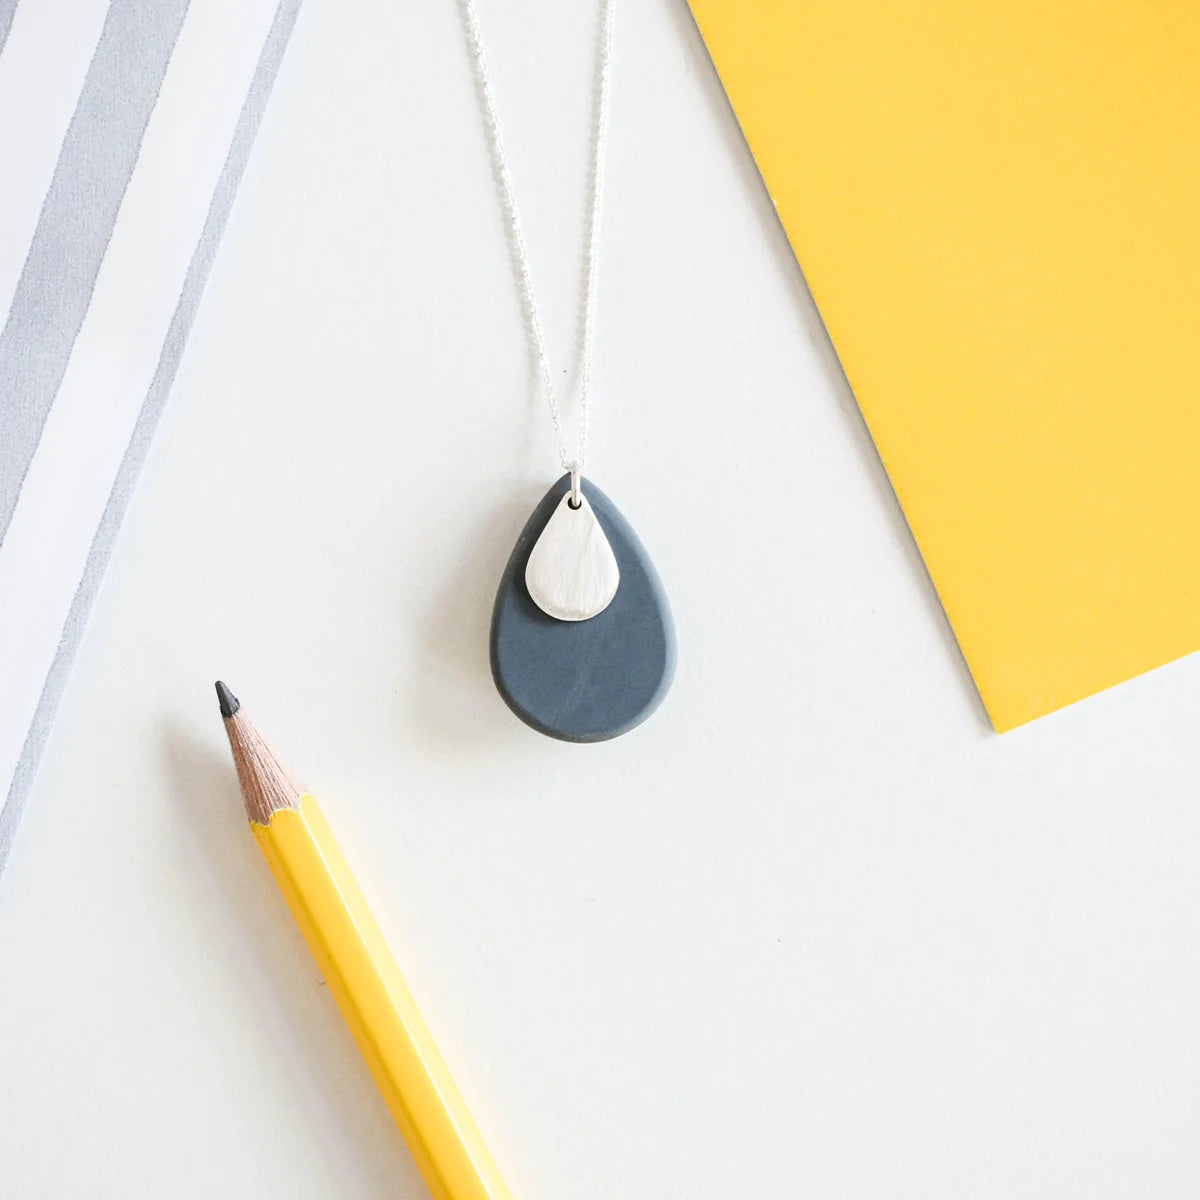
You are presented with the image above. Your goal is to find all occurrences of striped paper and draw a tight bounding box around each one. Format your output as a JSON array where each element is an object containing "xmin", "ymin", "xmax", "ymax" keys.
[{"xmin": 0, "ymin": 0, "xmax": 302, "ymax": 876}]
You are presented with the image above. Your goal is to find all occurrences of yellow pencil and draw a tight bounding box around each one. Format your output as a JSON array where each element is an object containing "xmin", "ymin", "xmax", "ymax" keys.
[{"xmin": 216, "ymin": 681, "xmax": 512, "ymax": 1200}]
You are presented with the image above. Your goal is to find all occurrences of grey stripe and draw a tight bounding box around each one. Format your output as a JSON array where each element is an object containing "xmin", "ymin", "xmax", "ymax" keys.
[
  {"xmin": 0, "ymin": 0, "xmax": 190, "ymax": 548},
  {"xmin": 0, "ymin": 0, "xmax": 18, "ymax": 57},
  {"xmin": 0, "ymin": 0, "xmax": 304, "ymax": 878}
]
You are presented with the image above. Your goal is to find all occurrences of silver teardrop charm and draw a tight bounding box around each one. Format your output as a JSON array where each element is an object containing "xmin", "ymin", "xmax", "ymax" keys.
[{"xmin": 524, "ymin": 490, "xmax": 620, "ymax": 621}]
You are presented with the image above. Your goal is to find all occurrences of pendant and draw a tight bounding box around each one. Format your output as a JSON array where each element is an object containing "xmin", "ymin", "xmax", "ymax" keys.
[{"xmin": 490, "ymin": 473, "xmax": 676, "ymax": 742}]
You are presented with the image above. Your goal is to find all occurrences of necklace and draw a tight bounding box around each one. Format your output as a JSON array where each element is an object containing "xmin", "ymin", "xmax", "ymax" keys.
[{"xmin": 464, "ymin": 0, "xmax": 676, "ymax": 743}]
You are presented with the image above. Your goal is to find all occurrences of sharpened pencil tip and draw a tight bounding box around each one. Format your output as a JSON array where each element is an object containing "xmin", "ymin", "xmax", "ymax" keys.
[{"xmin": 215, "ymin": 680, "xmax": 240, "ymax": 719}]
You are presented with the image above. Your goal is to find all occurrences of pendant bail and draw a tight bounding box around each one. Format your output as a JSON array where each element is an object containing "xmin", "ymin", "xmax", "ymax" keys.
[{"xmin": 568, "ymin": 462, "xmax": 582, "ymax": 509}]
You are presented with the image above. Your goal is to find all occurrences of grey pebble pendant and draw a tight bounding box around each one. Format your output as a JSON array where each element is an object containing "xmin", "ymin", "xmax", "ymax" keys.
[{"xmin": 490, "ymin": 474, "xmax": 676, "ymax": 742}]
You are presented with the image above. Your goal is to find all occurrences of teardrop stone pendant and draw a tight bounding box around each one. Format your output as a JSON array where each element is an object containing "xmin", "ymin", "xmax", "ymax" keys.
[{"xmin": 491, "ymin": 474, "xmax": 676, "ymax": 742}]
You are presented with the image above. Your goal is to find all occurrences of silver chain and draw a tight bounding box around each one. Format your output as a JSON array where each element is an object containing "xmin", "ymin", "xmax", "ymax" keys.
[{"xmin": 462, "ymin": 0, "xmax": 615, "ymax": 474}]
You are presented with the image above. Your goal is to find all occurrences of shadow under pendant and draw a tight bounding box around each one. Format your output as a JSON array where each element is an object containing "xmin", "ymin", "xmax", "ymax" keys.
[{"xmin": 490, "ymin": 474, "xmax": 676, "ymax": 742}]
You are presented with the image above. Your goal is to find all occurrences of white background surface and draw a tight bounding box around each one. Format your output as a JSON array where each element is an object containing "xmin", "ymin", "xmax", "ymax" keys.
[
  {"xmin": 0, "ymin": 0, "xmax": 281, "ymax": 824},
  {"xmin": 3, "ymin": 0, "xmax": 1200, "ymax": 1196}
]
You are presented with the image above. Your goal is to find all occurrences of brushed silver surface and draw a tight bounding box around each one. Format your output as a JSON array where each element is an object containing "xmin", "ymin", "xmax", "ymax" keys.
[{"xmin": 524, "ymin": 491, "xmax": 620, "ymax": 621}]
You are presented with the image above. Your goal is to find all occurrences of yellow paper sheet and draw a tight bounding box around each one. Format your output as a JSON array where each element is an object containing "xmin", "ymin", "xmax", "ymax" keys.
[{"xmin": 688, "ymin": 0, "xmax": 1200, "ymax": 729}]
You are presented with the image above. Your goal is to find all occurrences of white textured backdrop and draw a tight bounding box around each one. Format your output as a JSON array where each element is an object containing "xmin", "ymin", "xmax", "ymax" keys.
[
  {"xmin": 2, "ymin": 0, "xmax": 1200, "ymax": 1196},
  {"xmin": 0, "ymin": 0, "xmax": 300, "ymax": 867}
]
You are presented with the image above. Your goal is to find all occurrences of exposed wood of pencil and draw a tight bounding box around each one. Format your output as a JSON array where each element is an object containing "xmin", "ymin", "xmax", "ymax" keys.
[{"xmin": 218, "ymin": 683, "xmax": 303, "ymax": 825}]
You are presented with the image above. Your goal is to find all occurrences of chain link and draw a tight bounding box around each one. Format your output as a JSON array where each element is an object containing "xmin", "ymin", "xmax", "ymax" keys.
[{"xmin": 462, "ymin": 0, "xmax": 615, "ymax": 473}]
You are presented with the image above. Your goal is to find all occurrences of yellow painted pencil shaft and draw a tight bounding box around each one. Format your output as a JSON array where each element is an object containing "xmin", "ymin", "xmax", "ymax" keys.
[{"xmin": 251, "ymin": 794, "xmax": 512, "ymax": 1200}]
